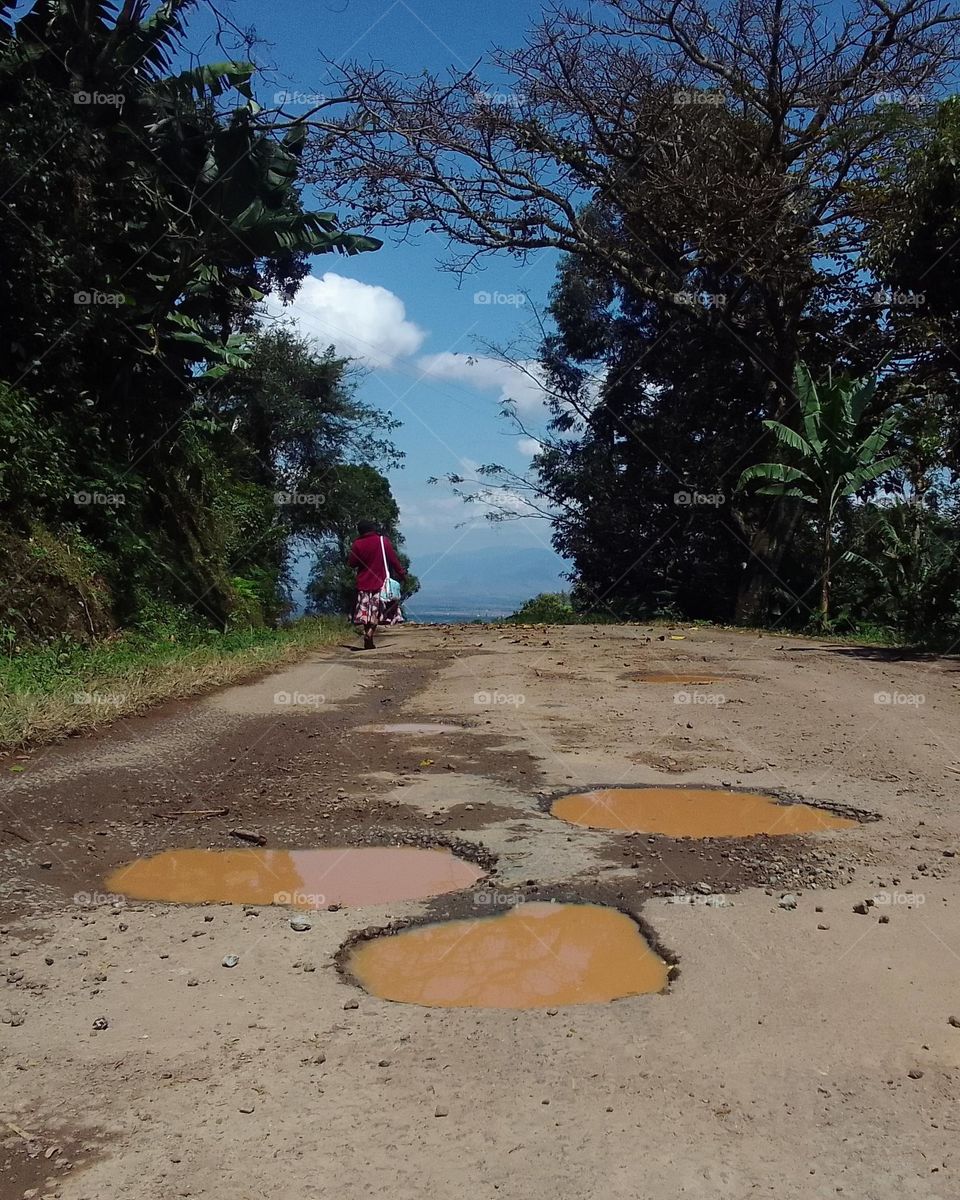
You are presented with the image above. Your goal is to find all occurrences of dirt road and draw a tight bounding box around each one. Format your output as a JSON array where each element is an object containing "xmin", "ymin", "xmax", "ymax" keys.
[{"xmin": 2, "ymin": 623, "xmax": 960, "ymax": 1200}]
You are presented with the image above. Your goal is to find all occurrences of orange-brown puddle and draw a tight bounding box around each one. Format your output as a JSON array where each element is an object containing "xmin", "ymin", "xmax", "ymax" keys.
[
  {"xmin": 346, "ymin": 901, "xmax": 669, "ymax": 1009},
  {"xmin": 633, "ymin": 672, "xmax": 725, "ymax": 684},
  {"xmin": 551, "ymin": 788, "xmax": 857, "ymax": 838},
  {"xmin": 106, "ymin": 847, "xmax": 484, "ymax": 908}
]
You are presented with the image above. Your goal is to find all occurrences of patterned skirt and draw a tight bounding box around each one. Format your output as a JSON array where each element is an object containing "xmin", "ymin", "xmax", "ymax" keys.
[{"xmin": 353, "ymin": 591, "xmax": 405, "ymax": 627}]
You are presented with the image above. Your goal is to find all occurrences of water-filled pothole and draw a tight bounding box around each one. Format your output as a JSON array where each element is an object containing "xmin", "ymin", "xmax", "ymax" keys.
[
  {"xmin": 106, "ymin": 847, "xmax": 485, "ymax": 908},
  {"xmin": 359, "ymin": 722, "xmax": 467, "ymax": 735},
  {"xmin": 632, "ymin": 672, "xmax": 725, "ymax": 684},
  {"xmin": 550, "ymin": 787, "xmax": 858, "ymax": 837},
  {"xmin": 344, "ymin": 901, "xmax": 669, "ymax": 1008}
]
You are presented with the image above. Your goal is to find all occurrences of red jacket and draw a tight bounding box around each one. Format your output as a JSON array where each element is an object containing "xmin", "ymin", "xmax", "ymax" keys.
[{"xmin": 348, "ymin": 533, "xmax": 407, "ymax": 593}]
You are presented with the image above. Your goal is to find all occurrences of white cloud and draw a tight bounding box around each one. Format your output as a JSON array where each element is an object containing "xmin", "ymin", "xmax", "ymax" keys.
[
  {"xmin": 265, "ymin": 273, "xmax": 426, "ymax": 368},
  {"xmin": 517, "ymin": 437, "xmax": 542, "ymax": 457},
  {"xmin": 416, "ymin": 352, "xmax": 551, "ymax": 416}
]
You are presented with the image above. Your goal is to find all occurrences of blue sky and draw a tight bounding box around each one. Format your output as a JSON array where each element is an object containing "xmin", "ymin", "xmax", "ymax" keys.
[{"xmin": 191, "ymin": 0, "xmax": 569, "ymax": 573}]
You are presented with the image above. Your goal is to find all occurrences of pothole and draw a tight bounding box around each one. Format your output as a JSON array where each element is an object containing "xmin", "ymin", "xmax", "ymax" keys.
[
  {"xmin": 358, "ymin": 722, "xmax": 467, "ymax": 735},
  {"xmin": 343, "ymin": 901, "xmax": 670, "ymax": 1009},
  {"xmin": 106, "ymin": 846, "xmax": 486, "ymax": 908},
  {"xmin": 550, "ymin": 787, "xmax": 859, "ymax": 837}
]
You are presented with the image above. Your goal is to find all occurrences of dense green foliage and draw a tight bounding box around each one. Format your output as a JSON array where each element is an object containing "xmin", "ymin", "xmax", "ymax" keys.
[{"xmin": 0, "ymin": 0, "xmax": 403, "ymax": 645}]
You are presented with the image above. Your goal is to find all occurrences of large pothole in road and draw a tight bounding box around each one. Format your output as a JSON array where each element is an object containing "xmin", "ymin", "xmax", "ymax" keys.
[
  {"xmin": 106, "ymin": 846, "xmax": 486, "ymax": 908},
  {"xmin": 550, "ymin": 786, "xmax": 859, "ymax": 837},
  {"xmin": 342, "ymin": 901, "xmax": 670, "ymax": 1008}
]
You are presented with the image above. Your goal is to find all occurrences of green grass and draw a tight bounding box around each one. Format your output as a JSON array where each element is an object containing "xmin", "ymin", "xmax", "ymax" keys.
[{"xmin": 0, "ymin": 616, "xmax": 349, "ymax": 754}]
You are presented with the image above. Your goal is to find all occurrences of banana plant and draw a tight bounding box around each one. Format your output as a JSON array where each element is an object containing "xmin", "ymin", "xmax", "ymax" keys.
[{"xmin": 737, "ymin": 363, "xmax": 903, "ymax": 622}]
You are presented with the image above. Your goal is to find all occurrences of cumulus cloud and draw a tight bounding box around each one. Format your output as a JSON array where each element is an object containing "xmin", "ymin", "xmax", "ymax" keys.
[
  {"xmin": 264, "ymin": 273, "xmax": 425, "ymax": 368},
  {"xmin": 516, "ymin": 437, "xmax": 543, "ymax": 457},
  {"xmin": 416, "ymin": 352, "xmax": 551, "ymax": 416}
]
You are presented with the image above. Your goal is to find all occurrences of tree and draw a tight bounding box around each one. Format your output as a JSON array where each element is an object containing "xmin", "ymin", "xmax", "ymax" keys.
[
  {"xmin": 313, "ymin": 0, "xmax": 959, "ymax": 619},
  {"xmin": 737, "ymin": 364, "xmax": 902, "ymax": 622},
  {"xmin": 0, "ymin": 0, "xmax": 386, "ymax": 634}
]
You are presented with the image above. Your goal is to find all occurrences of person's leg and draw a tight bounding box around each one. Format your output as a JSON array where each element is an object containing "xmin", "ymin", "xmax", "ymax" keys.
[{"xmin": 363, "ymin": 597, "xmax": 380, "ymax": 649}]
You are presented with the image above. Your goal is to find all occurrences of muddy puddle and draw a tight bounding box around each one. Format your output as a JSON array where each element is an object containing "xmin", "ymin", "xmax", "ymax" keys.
[
  {"xmin": 106, "ymin": 846, "xmax": 485, "ymax": 908},
  {"xmin": 345, "ymin": 901, "xmax": 669, "ymax": 1008},
  {"xmin": 550, "ymin": 787, "xmax": 857, "ymax": 837},
  {"xmin": 359, "ymin": 722, "xmax": 467, "ymax": 735}
]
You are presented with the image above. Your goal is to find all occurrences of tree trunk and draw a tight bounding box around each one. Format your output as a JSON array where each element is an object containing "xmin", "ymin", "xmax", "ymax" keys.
[
  {"xmin": 733, "ymin": 497, "xmax": 801, "ymax": 624},
  {"xmin": 820, "ymin": 518, "xmax": 831, "ymax": 623}
]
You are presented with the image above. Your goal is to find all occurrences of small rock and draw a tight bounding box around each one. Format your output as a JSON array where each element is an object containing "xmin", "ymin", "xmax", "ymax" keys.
[
  {"xmin": 343, "ymin": 998, "xmax": 359, "ymax": 1010},
  {"xmin": 817, "ymin": 923, "xmax": 830, "ymax": 931},
  {"xmin": 947, "ymin": 1016, "xmax": 960, "ymax": 1028},
  {"xmin": 92, "ymin": 1017, "xmax": 108, "ymax": 1030},
  {"xmin": 39, "ymin": 861, "xmax": 53, "ymax": 870},
  {"xmin": 187, "ymin": 977, "xmax": 199, "ymax": 987},
  {"xmin": 434, "ymin": 1106, "xmax": 448, "ymax": 1117},
  {"xmin": 221, "ymin": 955, "xmax": 240, "ymax": 968},
  {"xmin": 289, "ymin": 918, "xmax": 312, "ymax": 933},
  {"xmin": 378, "ymin": 1059, "xmax": 391, "ymax": 1067},
  {"xmin": 778, "ymin": 894, "xmax": 798, "ymax": 910},
  {"xmin": 878, "ymin": 915, "xmax": 890, "ymax": 924},
  {"xmin": 238, "ymin": 1104, "xmax": 255, "ymax": 1114},
  {"xmin": 853, "ymin": 902, "xmax": 869, "ymax": 915},
  {"xmin": 230, "ymin": 829, "xmax": 267, "ymax": 846},
  {"xmin": 694, "ymin": 882, "xmax": 712, "ymax": 895},
  {"xmin": 908, "ymin": 1069, "xmax": 924, "ymax": 1079}
]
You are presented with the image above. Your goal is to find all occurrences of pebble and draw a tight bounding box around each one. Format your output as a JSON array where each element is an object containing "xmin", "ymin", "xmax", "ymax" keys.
[
  {"xmin": 289, "ymin": 919, "xmax": 312, "ymax": 933},
  {"xmin": 817, "ymin": 923, "xmax": 830, "ymax": 931},
  {"xmin": 908, "ymin": 1069, "xmax": 924, "ymax": 1079},
  {"xmin": 343, "ymin": 998, "xmax": 359, "ymax": 1010},
  {"xmin": 778, "ymin": 894, "xmax": 798, "ymax": 910},
  {"xmin": 434, "ymin": 1106, "xmax": 448, "ymax": 1117},
  {"xmin": 222, "ymin": 955, "xmax": 240, "ymax": 968},
  {"xmin": 853, "ymin": 902, "xmax": 869, "ymax": 915},
  {"xmin": 378, "ymin": 1059, "xmax": 391, "ymax": 1067},
  {"xmin": 92, "ymin": 1017, "xmax": 108, "ymax": 1030},
  {"xmin": 187, "ymin": 977, "xmax": 199, "ymax": 987},
  {"xmin": 947, "ymin": 1016, "xmax": 960, "ymax": 1028}
]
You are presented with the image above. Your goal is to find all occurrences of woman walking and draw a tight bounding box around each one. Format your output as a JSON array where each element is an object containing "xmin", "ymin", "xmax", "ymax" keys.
[{"xmin": 347, "ymin": 520, "xmax": 407, "ymax": 649}]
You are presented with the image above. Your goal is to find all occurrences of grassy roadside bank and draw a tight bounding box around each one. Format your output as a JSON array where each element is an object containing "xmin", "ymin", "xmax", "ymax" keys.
[{"xmin": 0, "ymin": 617, "xmax": 350, "ymax": 756}]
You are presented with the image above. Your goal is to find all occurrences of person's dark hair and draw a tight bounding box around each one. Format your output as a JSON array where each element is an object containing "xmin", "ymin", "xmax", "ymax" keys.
[{"xmin": 357, "ymin": 519, "xmax": 378, "ymax": 536}]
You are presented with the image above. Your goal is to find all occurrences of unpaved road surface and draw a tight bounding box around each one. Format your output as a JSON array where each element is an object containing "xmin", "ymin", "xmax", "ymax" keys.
[{"xmin": 2, "ymin": 623, "xmax": 960, "ymax": 1200}]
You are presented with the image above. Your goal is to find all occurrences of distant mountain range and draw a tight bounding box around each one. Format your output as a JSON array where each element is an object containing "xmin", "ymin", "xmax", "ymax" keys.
[{"xmin": 405, "ymin": 544, "xmax": 568, "ymax": 619}]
